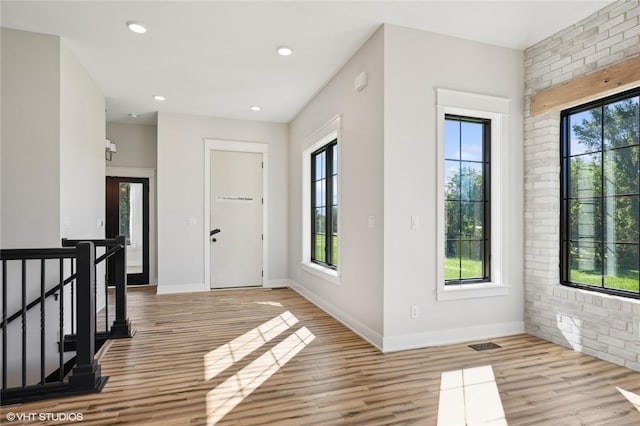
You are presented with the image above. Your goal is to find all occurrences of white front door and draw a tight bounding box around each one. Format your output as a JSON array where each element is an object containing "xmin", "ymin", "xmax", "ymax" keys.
[{"xmin": 210, "ymin": 150, "xmax": 263, "ymax": 288}]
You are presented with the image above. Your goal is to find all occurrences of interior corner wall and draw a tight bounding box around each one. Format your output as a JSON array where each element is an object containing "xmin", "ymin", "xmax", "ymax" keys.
[
  {"xmin": 524, "ymin": 0, "xmax": 640, "ymax": 371},
  {"xmin": 59, "ymin": 42, "xmax": 106, "ymax": 241},
  {"xmin": 156, "ymin": 112, "xmax": 288, "ymax": 293},
  {"xmin": 1, "ymin": 28, "xmax": 61, "ymax": 249},
  {"xmin": 382, "ymin": 24, "xmax": 524, "ymax": 350},
  {"xmin": 288, "ymin": 26, "xmax": 385, "ymax": 347},
  {"xmin": 59, "ymin": 41, "xmax": 107, "ymax": 311}
]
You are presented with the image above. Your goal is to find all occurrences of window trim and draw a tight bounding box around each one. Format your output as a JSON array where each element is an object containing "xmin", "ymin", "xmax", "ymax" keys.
[
  {"xmin": 436, "ymin": 89, "xmax": 511, "ymax": 301},
  {"xmin": 301, "ymin": 115, "xmax": 341, "ymax": 283},
  {"xmin": 559, "ymin": 87, "xmax": 640, "ymax": 300},
  {"xmin": 443, "ymin": 114, "xmax": 492, "ymax": 284}
]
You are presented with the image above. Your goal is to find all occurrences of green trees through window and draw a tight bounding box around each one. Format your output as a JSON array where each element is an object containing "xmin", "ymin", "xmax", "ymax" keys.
[
  {"xmin": 444, "ymin": 116, "xmax": 491, "ymax": 283},
  {"xmin": 561, "ymin": 89, "xmax": 640, "ymax": 298},
  {"xmin": 119, "ymin": 183, "xmax": 131, "ymax": 244}
]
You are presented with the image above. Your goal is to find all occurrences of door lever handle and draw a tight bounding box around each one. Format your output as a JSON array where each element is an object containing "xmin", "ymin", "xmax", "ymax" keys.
[{"xmin": 210, "ymin": 228, "xmax": 221, "ymax": 236}]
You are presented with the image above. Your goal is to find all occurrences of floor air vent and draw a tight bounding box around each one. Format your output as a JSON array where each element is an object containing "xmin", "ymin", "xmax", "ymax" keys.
[{"xmin": 468, "ymin": 342, "xmax": 502, "ymax": 351}]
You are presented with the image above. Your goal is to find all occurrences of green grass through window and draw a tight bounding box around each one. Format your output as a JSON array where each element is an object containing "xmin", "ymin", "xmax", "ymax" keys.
[
  {"xmin": 445, "ymin": 257, "xmax": 482, "ymax": 281},
  {"xmin": 569, "ymin": 269, "xmax": 639, "ymax": 292},
  {"xmin": 314, "ymin": 233, "xmax": 338, "ymax": 266},
  {"xmin": 445, "ymin": 259, "xmax": 639, "ymax": 292}
]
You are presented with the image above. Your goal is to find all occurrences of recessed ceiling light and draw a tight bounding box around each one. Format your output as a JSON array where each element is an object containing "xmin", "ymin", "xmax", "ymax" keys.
[
  {"xmin": 126, "ymin": 21, "xmax": 147, "ymax": 34},
  {"xmin": 276, "ymin": 46, "xmax": 293, "ymax": 56},
  {"xmin": 250, "ymin": 105, "xmax": 261, "ymax": 111},
  {"xmin": 153, "ymin": 95, "xmax": 166, "ymax": 101},
  {"xmin": 128, "ymin": 113, "xmax": 138, "ymax": 118}
]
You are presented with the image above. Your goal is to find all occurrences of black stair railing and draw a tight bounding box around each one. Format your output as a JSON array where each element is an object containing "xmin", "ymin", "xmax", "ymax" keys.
[
  {"xmin": 0, "ymin": 236, "xmax": 132, "ymax": 405},
  {"xmin": 0, "ymin": 242, "xmax": 107, "ymax": 404},
  {"xmin": 62, "ymin": 235, "xmax": 133, "ymax": 349}
]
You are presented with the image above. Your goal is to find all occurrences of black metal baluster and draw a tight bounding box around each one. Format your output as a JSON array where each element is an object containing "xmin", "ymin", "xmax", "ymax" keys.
[
  {"xmin": 94, "ymin": 251, "xmax": 97, "ymax": 336},
  {"xmin": 105, "ymin": 250, "xmax": 109, "ymax": 333},
  {"xmin": 2, "ymin": 259, "xmax": 7, "ymax": 389},
  {"xmin": 71, "ymin": 259, "xmax": 75, "ymax": 335},
  {"xmin": 40, "ymin": 259, "xmax": 45, "ymax": 384},
  {"xmin": 59, "ymin": 258, "xmax": 64, "ymax": 383},
  {"xmin": 21, "ymin": 259, "xmax": 27, "ymax": 388}
]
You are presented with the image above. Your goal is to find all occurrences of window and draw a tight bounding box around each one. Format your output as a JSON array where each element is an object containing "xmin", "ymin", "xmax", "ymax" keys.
[
  {"xmin": 444, "ymin": 115, "xmax": 491, "ymax": 284},
  {"xmin": 311, "ymin": 140, "xmax": 338, "ymax": 268},
  {"xmin": 560, "ymin": 88, "xmax": 640, "ymax": 299},
  {"xmin": 436, "ymin": 88, "xmax": 510, "ymax": 301}
]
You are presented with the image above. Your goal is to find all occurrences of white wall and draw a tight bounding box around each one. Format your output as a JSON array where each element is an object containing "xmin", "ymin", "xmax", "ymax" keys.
[
  {"xmin": 106, "ymin": 122, "xmax": 158, "ymax": 284},
  {"xmin": 59, "ymin": 42, "xmax": 106, "ymax": 240},
  {"xmin": 1, "ymin": 28, "xmax": 60, "ymax": 249},
  {"xmin": 106, "ymin": 123, "xmax": 157, "ymax": 169},
  {"xmin": 156, "ymin": 112, "xmax": 288, "ymax": 293},
  {"xmin": 1, "ymin": 27, "xmax": 63, "ymax": 388},
  {"xmin": 288, "ymin": 27, "xmax": 385, "ymax": 346},
  {"xmin": 1, "ymin": 29, "xmax": 4, "ymax": 250},
  {"xmin": 382, "ymin": 25, "xmax": 524, "ymax": 350}
]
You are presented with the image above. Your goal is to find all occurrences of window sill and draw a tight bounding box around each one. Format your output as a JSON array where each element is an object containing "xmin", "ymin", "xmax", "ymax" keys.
[
  {"xmin": 437, "ymin": 282, "xmax": 509, "ymax": 301},
  {"xmin": 301, "ymin": 261, "xmax": 340, "ymax": 285},
  {"xmin": 560, "ymin": 281, "xmax": 640, "ymax": 301}
]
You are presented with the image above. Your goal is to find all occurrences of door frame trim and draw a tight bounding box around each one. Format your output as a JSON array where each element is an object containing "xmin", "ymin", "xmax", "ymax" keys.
[
  {"xmin": 105, "ymin": 175, "xmax": 150, "ymax": 285},
  {"xmin": 203, "ymin": 139, "xmax": 269, "ymax": 290},
  {"xmin": 106, "ymin": 167, "xmax": 157, "ymax": 285}
]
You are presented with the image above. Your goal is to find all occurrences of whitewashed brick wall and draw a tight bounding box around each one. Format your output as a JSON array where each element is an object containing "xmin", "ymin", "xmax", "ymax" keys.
[{"xmin": 524, "ymin": 0, "xmax": 640, "ymax": 371}]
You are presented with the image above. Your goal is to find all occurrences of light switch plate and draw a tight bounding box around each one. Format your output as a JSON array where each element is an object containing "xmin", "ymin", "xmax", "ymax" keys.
[{"xmin": 411, "ymin": 215, "xmax": 420, "ymax": 229}]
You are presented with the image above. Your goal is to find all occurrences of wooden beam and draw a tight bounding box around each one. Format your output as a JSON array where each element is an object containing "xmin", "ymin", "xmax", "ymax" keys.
[{"xmin": 531, "ymin": 54, "xmax": 640, "ymax": 115}]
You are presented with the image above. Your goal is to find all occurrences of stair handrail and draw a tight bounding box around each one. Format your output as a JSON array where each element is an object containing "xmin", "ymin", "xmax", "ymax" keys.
[{"xmin": 1, "ymin": 239, "xmax": 125, "ymax": 329}]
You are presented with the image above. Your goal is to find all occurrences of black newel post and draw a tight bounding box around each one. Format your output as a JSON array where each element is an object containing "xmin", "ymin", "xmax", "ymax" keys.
[
  {"xmin": 69, "ymin": 242, "xmax": 107, "ymax": 391},
  {"xmin": 110, "ymin": 235, "xmax": 132, "ymax": 337}
]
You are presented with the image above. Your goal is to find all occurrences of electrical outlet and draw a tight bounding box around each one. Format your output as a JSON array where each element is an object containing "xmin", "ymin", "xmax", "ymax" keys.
[{"xmin": 411, "ymin": 305, "xmax": 419, "ymax": 319}]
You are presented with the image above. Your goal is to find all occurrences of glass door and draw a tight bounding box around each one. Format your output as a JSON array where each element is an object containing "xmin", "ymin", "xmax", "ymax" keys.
[{"xmin": 106, "ymin": 177, "xmax": 149, "ymax": 285}]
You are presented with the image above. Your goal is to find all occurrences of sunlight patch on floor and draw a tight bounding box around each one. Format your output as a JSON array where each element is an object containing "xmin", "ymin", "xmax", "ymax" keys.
[
  {"xmin": 255, "ymin": 301, "xmax": 284, "ymax": 307},
  {"xmin": 206, "ymin": 326, "xmax": 315, "ymax": 425},
  {"xmin": 438, "ymin": 365, "xmax": 507, "ymax": 426},
  {"xmin": 617, "ymin": 387, "xmax": 640, "ymax": 412},
  {"xmin": 204, "ymin": 311, "xmax": 299, "ymax": 381}
]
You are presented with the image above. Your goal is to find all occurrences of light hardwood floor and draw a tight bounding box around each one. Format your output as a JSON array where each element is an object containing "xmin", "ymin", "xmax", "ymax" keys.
[{"xmin": 4, "ymin": 286, "xmax": 640, "ymax": 425}]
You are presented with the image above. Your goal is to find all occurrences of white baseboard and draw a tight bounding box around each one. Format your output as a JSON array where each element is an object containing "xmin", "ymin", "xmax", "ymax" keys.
[
  {"xmin": 153, "ymin": 279, "xmax": 522, "ymax": 354},
  {"xmin": 382, "ymin": 321, "xmax": 525, "ymax": 352},
  {"xmin": 156, "ymin": 282, "xmax": 207, "ymax": 295},
  {"xmin": 288, "ymin": 280, "xmax": 383, "ymax": 350},
  {"xmin": 264, "ymin": 279, "xmax": 291, "ymax": 289}
]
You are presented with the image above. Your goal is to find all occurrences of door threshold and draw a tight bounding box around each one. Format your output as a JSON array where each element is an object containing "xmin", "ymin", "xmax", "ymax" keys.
[{"xmin": 210, "ymin": 285, "xmax": 263, "ymax": 291}]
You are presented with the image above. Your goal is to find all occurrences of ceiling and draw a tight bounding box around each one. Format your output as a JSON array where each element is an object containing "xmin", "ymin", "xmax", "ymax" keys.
[{"xmin": 1, "ymin": 1, "xmax": 612, "ymax": 125}]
